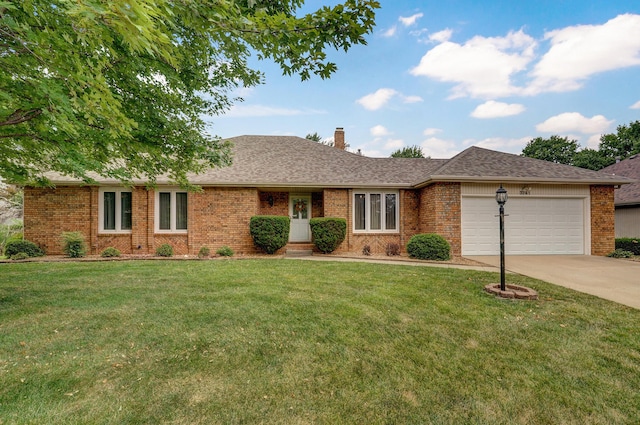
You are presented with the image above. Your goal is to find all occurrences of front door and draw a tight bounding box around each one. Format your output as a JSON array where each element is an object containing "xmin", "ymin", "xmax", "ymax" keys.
[{"xmin": 290, "ymin": 194, "xmax": 311, "ymax": 242}]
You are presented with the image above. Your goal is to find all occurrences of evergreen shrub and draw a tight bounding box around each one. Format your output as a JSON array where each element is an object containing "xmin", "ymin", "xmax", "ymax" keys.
[
  {"xmin": 249, "ymin": 216, "xmax": 290, "ymax": 254},
  {"xmin": 4, "ymin": 239, "xmax": 45, "ymax": 258},
  {"xmin": 309, "ymin": 217, "xmax": 346, "ymax": 253},
  {"xmin": 615, "ymin": 238, "xmax": 640, "ymax": 255},
  {"xmin": 406, "ymin": 233, "xmax": 450, "ymax": 261}
]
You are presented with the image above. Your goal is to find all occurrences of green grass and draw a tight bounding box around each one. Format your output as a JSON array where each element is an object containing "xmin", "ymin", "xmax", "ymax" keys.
[{"xmin": 1, "ymin": 259, "xmax": 639, "ymax": 424}]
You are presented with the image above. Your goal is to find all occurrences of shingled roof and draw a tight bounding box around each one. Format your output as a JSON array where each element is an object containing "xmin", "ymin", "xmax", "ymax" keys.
[
  {"xmin": 601, "ymin": 154, "xmax": 640, "ymax": 206},
  {"xmin": 44, "ymin": 135, "xmax": 633, "ymax": 187}
]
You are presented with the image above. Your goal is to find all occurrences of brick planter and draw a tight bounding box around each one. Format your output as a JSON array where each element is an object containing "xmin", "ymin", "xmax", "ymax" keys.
[{"xmin": 484, "ymin": 283, "xmax": 538, "ymax": 300}]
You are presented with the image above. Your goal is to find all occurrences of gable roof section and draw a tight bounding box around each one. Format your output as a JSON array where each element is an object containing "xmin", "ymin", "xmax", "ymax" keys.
[
  {"xmin": 43, "ymin": 136, "xmax": 632, "ymax": 188},
  {"xmin": 424, "ymin": 146, "xmax": 629, "ymax": 186},
  {"xmin": 187, "ymin": 136, "xmax": 445, "ymax": 188},
  {"xmin": 601, "ymin": 154, "xmax": 640, "ymax": 206}
]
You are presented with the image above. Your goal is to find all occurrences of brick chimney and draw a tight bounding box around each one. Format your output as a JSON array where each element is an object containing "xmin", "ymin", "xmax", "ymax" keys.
[{"xmin": 334, "ymin": 127, "xmax": 345, "ymax": 150}]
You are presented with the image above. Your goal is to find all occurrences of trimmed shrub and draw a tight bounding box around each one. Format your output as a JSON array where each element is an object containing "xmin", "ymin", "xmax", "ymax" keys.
[
  {"xmin": 216, "ymin": 246, "xmax": 234, "ymax": 257},
  {"xmin": 4, "ymin": 239, "xmax": 45, "ymax": 258},
  {"xmin": 250, "ymin": 216, "xmax": 290, "ymax": 254},
  {"xmin": 309, "ymin": 217, "xmax": 346, "ymax": 254},
  {"xmin": 61, "ymin": 231, "xmax": 87, "ymax": 258},
  {"xmin": 615, "ymin": 238, "xmax": 640, "ymax": 256},
  {"xmin": 386, "ymin": 242, "xmax": 401, "ymax": 256},
  {"xmin": 607, "ymin": 248, "xmax": 634, "ymax": 258},
  {"xmin": 10, "ymin": 252, "xmax": 30, "ymax": 261},
  {"xmin": 406, "ymin": 233, "xmax": 451, "ymax": 261},
  {"xmin": 198, "ymin": 246, "xmax": 211, "ymax": 258},
  {"xmin": 156, "ymin": 243, "xmax": 174, "ymax": 257},
  {"xmin": 101, "ymin": 247, "xmax": 121, "ymax": 258}
]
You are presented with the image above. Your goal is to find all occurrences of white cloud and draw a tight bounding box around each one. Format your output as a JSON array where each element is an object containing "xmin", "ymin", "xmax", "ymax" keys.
[
  {"xmin": 631, "ymin": 100, "xmax": 640, "ymax": 110},
  {"xmin": 528, "ymin": 14, "xmax": 640, "ymax": 94},
  {"xmin": 384, "ymin": 139, "xmax": 405, "ymax": 150},
  {"xmin": 399, "ymin": 13, "xmax": 424, "ymax": 27},
  {"xmin": 382, "ymin": 25, "xmax": 397, "ymax": 37},
  {"xmin": 410, "ymin": 30, "xmax": 537, "ymax": 99},
  {"xmin": 420, "ymin": 137, "xmax": 461, "ymax": 158},
  {"xmin": 536, "ymin": 112, "xmax": 613, "ymax": 134},
  {"xmin": 423, "ymin": 128, "xmax": 442, "ymax": 136},
  {"xmin": 402, "ymin": 95, "xmax": 424, "ymax": 104},
  {"xmin": 471, "ymin": 100, "xmax": 526, "ymax": 118},
  {"xmin": 356, "ymin": 88, "xmax": 399, "ymax": 110},
  {"xmin": 356, "ymin": 89, "xmax": 422, "ymax": 110},
  {"xmin": 225, "ymin": 104, "xmax": 325, "ymax": 117},
  {"xmin": 370, "ymin": 125, "xmax": 392, "ymax": 137},
  {"xmin": 429, "ymin": 29, "xmax": 453, "ymax": 43}
]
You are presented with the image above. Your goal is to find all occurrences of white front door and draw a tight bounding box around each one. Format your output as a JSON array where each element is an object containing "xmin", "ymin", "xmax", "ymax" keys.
[{"xmin": 290, "ymin": 194, "xmax": 311, "ymax": 242}]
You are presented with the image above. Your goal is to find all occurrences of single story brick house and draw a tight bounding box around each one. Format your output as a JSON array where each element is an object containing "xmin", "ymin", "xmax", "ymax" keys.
[
  {"xmin": 24, "ymin": 128, "xmax": 631, "ymax": 257},
  {"xmin": 602, "ymin": 154, "xmax": 640, "ymax": 238}
]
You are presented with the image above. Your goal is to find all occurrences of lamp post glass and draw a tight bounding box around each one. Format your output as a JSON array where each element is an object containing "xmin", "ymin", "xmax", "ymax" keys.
[{"xmin": 496, "ymin": 185, "xmax": 507, "ymax": 291}]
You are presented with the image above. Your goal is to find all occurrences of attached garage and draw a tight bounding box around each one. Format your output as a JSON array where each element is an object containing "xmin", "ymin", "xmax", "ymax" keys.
[{"xmin": 461, "ymin": 184, "xmax": 589, "ymax": 256}]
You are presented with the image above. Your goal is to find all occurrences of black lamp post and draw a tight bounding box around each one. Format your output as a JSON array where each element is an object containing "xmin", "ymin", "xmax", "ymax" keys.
[{"xmin": 496, "ymin": 185, "xmax": 508, "ymax": 291}]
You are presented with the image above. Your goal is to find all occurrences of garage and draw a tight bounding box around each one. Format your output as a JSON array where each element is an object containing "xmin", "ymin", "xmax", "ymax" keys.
[{"xmin": 461, "ymin": 196, "xmax": 586, "ymax": 256}]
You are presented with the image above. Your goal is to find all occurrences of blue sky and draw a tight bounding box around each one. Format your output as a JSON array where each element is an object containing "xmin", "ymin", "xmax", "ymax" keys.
[{"xmin": 208, "ymin": 0, "xmax": 640, "ymax": 158}]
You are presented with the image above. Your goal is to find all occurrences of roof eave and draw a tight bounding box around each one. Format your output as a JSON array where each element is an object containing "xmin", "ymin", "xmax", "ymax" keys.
[{"xmin": 413, "ymin": 175, "xmax": 633, "ymax": 189}]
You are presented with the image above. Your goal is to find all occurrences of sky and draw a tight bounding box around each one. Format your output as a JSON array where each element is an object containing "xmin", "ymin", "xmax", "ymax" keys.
[{"xmin": 207, "ymin": 0, "xmax": 640, "ymax": 159}]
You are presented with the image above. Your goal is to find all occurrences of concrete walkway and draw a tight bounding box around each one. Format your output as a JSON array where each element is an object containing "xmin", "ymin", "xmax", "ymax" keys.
[{"xmin": 469, "ymin": 255, "xmax": 640, "ymax": 309}]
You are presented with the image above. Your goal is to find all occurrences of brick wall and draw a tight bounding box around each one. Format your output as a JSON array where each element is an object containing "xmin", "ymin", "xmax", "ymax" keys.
[
  {"xmin": 24, "ymin": 186, "xmax": 93, "ymax": 255},
  {"xmin": 399, "ymin": 189, "xmax": 420, "ymax": 251},
  {"xmin": 188, "ymin": 187, "xmax": 259, "ymax": 255},
  {"xmin": 419, "ymin": 183, "xmax": 462, "ymax": 256},
  {"xmin": 590, "ymin": 185, "xmax": 615, "ymax": 256},
  {"xmin": 24, "ymin": 184, "xmax": 464, "ymax": 257},
  {"xmin": 322, "ymin": 189, "xmax": 350, "ymax": 252},
  {"xmin": 258, "ymin": 192, "xmax": 289, "ymax": 216},
  {"xmin": 24, "ymin": 186, "xmax": 263, "ymax": 256}
]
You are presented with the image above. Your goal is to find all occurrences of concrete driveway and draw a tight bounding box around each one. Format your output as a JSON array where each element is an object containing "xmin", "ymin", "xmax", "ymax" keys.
[{"xmin": 469, "ymin": 255, "xmax": 640, "ymax": 309}]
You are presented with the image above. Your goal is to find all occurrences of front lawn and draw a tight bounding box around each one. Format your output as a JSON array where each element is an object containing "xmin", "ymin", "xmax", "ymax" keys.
[{"xmin": 1, "ymin": 259, "xmax": 639, "ymax": 424}]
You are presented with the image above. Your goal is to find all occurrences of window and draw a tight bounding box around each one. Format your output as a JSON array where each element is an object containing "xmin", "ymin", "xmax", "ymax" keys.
[
  {"xmin": 353, "ymin": 191, "xmax": 398, "ymax": 232},
  {"xmin": 155, "ymin": 189, "xmax": 188, "ymax": 232},
  {"xmin": 99, "ymin": 188, "xmax": 132, "ymax": 233}
]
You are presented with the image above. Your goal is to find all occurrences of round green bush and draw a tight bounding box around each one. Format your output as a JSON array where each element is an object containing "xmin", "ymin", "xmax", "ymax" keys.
[
  {"xmin": 155, "ymin": 243, "xmax": 174, "ymax": 257},
  {"xmin": 4, "ymin": 239, "xmax": 45, "ymax": 258},
  {"xmin": 406, "ymin": 233, "xmax": 451, "ymax": 261},
  {"xmin": 198, "ymin": 246, "xmax": 211, "ymax": 258},
  {"xmin": 249, "ymin": 216, "xmax": 290, "ymax": 254},
  {"xmin": 216, "ymin": 246, "xmax": 234, "ymax": 257},
  {"xmin": 101, "ymin": 247, "xmax": 121, "ymax": 258},
  {"xmin": 309, "ymin": 217, "xmax": 346, "ymax": 253}
]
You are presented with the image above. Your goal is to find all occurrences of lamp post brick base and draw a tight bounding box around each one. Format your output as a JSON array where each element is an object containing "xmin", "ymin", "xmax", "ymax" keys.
[{"xmin": 484, "ymin": 283, "xmax": 539, "ymax": 300}]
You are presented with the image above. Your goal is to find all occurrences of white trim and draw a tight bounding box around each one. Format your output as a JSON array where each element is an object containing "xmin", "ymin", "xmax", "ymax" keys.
[
  {"xmin": 154, "ymin": 189, "xmax": 188, "ymax": 234},
  {"xmin": 98, "ymin": 187, "xmax": 132, "ymax": 234},
  {"xmin": 352, "ymin": 190, "xmax": 399, "ymax": 234}
]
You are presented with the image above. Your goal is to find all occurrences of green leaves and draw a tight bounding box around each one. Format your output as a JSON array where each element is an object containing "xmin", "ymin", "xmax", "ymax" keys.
[{"xmin": 0, "ymin": 0, "xmax": 380, "ymax": 186}]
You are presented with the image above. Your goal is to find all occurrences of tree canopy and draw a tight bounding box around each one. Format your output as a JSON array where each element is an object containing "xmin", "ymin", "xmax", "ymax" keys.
[
  {"xmin": 0, "ymin": 0, "xmax": 379, "ymax": 186},
  {"xmin": 521, "ymin": 136, "xmax": 579, "ymax": 164},
  {"xmin": 521, "ymin": 121, "xmax": 640, "ymax": 170},
  {"xmin": 390, "ymin": 145, "xmax": 426, "ymax": 158}
]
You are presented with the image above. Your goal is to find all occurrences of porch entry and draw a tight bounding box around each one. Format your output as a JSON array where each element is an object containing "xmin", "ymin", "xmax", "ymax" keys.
[{"xmin": 289, "ymin": 194, "xmax": 311, "ymax": 242}]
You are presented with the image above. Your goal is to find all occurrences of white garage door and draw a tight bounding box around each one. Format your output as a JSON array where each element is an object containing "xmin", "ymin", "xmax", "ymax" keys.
[{"xmin": 461, "ymin": 197, "xmax": 585, "ymax": 255}]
